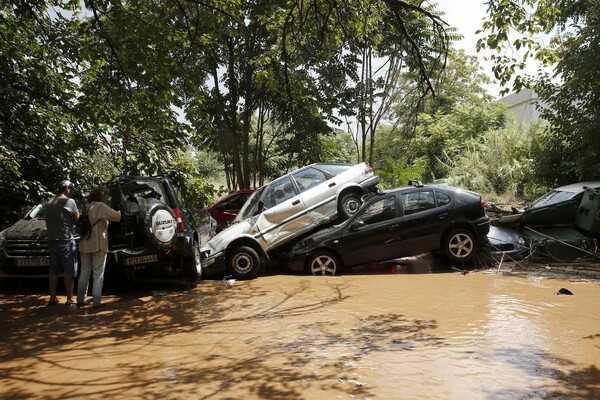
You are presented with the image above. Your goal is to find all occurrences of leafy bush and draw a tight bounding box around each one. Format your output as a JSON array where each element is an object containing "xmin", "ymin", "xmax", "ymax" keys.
[
  {"xmin": 376, "ymin": 157, "xmax": 425, "ymax": 189},
  {"xmin": 447, "ymin": 120, "xmax": 548, "ymax": 201}
]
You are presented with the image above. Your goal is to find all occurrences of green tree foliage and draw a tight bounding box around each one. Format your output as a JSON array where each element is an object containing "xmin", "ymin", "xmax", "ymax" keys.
[
  {"xmin": 78, "ymin": 0, "xmax": 199, "ymax": 175},
  {"xmin": 447, "ymin": 120, "xmax": 547, "ymax": 201},
  {"xmin": 374, "ymin": 49, "xmax": 500, "ymax": 184},
  {"xmin": 343, "ymin": 1, "xmax": 454, "ymax": 165},
  {"xmin": 413, "ymin": 102, "xmax": 506, "ymax": 181},
  {"xmin": 0, "ymin": 1, "xmax": 82, "ymax": 207},
  {"xmin": 1, "ymin": 0, "xmax": 454, "ymax": 225},
  {"xmin": 376, "ymin": 156, "xmax": 425, "ymax": 189},
  {"xmin": 478, "ymin": 0, "xmax": 600, "ymax": 184}
]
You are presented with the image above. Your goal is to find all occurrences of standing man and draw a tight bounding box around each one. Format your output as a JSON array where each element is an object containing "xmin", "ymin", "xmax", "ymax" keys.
[{"xmin": 45, "ymin": 180, "xmax": 79, "ymax": 306}]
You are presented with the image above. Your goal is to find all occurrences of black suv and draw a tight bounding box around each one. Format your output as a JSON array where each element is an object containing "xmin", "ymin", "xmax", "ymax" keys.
[
  {"xmin": 0, "ymin": 200, "xmax": 59, "ymax": 278},
  {"xmin": 0, "ymin": 176, "xmax": 215, "ymax": 285},
  {"xmin": 104, "ymin": 176, "xmax": 215, "ymax": 284}
]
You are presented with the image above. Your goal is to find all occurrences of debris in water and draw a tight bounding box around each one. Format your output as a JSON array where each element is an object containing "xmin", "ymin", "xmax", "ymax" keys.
[{"xmin": 554, "ymin": 288, "xmax": 573, "ymax": 295}]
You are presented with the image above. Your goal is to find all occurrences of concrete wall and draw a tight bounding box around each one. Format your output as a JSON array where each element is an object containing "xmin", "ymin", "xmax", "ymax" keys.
[{"xmin": 497, "ymin": 89, "xmax": 544, "ymax": 124}]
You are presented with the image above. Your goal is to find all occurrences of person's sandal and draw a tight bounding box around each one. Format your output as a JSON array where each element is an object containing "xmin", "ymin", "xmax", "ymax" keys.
[
  {"xmin": 65, "ymin": 300, "xmax": 76, "ymax": 307},
  {"xmin": 45, "ymin": 300, "xmax": 58, "ymax": 306}
]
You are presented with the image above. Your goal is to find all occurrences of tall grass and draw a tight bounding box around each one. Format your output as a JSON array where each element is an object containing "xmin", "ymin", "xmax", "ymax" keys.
[{"xmin": 447, "ymin": 120, "xmax": 548, "ymax": 202}]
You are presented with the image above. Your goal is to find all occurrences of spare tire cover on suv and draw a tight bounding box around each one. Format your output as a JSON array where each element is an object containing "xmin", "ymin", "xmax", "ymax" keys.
[{"xmin": 142, "ymin": 202, "xmax": 178, "ymax": 251}]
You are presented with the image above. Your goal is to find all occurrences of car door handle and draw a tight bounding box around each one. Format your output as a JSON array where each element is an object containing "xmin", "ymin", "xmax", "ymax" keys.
[
  {"xmin": 329, "ymin": 182, "xmax": 336, "ymax": 188},
  {"xmin": 388, "ymin": 224, "xmax": 399, "ymax": 230},
  {"xmin": 437, "ymin": 213, "xmax": 448, "ymax": 219},
  {"xmin": 292, "ymin": 200, "xmax": 300, "ymax": 206}
]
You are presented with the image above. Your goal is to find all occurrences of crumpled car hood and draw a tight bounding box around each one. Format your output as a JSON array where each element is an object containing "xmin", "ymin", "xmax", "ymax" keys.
[
  {"xmin": 201, "ymin": 219, "xmax": 255, "ymax": 254},
  {"xmin": 4, "ymin": 219, "xmax": 48, "ymax": 240}
]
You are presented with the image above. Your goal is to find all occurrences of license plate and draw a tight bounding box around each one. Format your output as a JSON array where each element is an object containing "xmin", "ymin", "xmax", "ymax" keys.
[
  {"xmin": 17, "ymin": 258, "xmax": 49, "ymax": 267},
  {"xmin": 125, "ymin": 254, "xmax": 158, "ymax": 266}
]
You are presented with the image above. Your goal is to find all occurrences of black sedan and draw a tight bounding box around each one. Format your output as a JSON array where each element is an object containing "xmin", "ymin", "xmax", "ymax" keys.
[{"xmin": 285, "ymin": 183, "xmax": 490, "ymax": 275}]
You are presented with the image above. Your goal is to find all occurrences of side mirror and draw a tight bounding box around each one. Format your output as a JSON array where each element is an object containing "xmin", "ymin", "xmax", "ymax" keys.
[{"xmin": 350, "ymin": 220, "xmax": 365, "ymax": 231}]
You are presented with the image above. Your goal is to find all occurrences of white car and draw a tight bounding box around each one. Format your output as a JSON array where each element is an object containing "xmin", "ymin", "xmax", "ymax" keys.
[{"xmin": 201, "ymin": 163, "xmax": 380, "ymax": 279}]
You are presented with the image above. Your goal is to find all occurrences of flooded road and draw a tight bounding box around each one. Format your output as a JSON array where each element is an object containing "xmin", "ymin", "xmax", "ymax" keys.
[{"xmin": 1, "ymin": 264, "xmax": 599, "ymax": 399}]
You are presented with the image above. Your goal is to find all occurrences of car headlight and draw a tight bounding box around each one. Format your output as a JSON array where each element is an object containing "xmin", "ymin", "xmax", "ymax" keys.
[{"xmin": 200, "ymin": 245, "xmax": 211, "ymax": 258}]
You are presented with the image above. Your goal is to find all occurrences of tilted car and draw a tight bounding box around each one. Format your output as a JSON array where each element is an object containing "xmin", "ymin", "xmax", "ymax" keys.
[
  {"xmin": 205, "ymin": 188, "xmax": 255, "ymax": 233},
  {"xmin": 490, "ymin": 181, "xmax": 600, "ymax": 261},
  {"xmin": 105, "ymin": 176, "xmax": 216, "ymax": 285},
  {"xmin": 284, "ymin": 183, "xmax": 490, "ymax": 275},
  {"xmin": 498, "ymin": 181, "xmax": 600, "ymax": 226},
  {"xmin": 201, "ymin": 162, "xmax": 380, "ymax": 280}
]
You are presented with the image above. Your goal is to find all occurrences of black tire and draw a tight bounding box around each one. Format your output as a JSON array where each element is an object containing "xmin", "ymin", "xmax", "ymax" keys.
[
  {"xmin": 338, "ymin": 192, "xmax": 362, "ymax": 220},
  {"xmin": 142, "ymin": 203, "xmax": 178, "ymax": 251},
  {"xmin": 183, "ymin": 240, "xmax": 202, "ymax": 284},
  {"xmin": 228, "ymin": 246, "xmax": 261, "ymax": 280},
  {"xmin": 443, "ymin": 228, "xmax": 476, "ymax": 263},
  {"xmin": 306, "ymin": 250, "xmax": 342, "ymax": 276}
]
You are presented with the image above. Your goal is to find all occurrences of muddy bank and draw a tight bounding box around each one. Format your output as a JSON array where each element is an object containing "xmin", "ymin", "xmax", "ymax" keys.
[{"xmin": 1, "ymin": 266, "xmax": 599, "ymax": 399}]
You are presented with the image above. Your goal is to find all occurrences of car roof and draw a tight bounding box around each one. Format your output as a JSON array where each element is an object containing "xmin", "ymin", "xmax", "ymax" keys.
[
  {"xmin": 551, "ymin": 181, "xmax": 600, "ymax": 194},
  {"xmin": 381, "ymin": 183, "xmax": 453, "ymax": 194}
]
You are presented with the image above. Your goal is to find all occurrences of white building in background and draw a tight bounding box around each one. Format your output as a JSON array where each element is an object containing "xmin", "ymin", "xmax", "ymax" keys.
[{"xmin": 498, "ymin": 88, "xmax": 544, "ymax": 124}]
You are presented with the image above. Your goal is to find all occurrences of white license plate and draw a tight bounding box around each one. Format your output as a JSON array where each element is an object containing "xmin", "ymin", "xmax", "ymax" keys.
[
  {"xmin": 125, "ymin": 254, "xmax": 158, "ymax": 266},
  {"xmin": 17, "ymin": 258, "xmax": 49, "ymax": 267}
]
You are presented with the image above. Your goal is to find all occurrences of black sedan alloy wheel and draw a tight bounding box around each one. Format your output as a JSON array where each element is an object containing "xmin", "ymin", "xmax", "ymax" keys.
[
  {"xmin": 307, "ymin": 251, "xmax": 342, "ymax": 276},
  {"xmin": 443, "ymin": 228, "xmax": 476, "ymax": 262}
]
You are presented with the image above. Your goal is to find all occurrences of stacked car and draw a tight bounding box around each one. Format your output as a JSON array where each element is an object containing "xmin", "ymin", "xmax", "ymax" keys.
[
  {"xmin": 0, "ymin": 164, "xmax": 494, "ymax": 283},
  {"xmin": 201, "ymin": 164, "xmax": 491, "ymax": 279},
  {"xmin": 285, "ymin": 182, "xmax": 490, "ymax": 275},
  {"xmin": 487, "ymin": 181, "xmax": 600, "ymax": 262},
  {"xmin": 201, "ymin": 162, "xmax": 381, "ymax": 279}
]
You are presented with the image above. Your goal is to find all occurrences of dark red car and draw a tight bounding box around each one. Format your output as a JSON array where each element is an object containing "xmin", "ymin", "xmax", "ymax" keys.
[{"xmin": 205, "ymin": 189, "xmax": 255, "ymax": 232}]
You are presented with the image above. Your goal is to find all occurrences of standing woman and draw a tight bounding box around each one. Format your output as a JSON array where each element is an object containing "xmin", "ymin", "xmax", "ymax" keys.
[{"xmin": 77, "ymin": 186, "xmax": 121, "ymax": 308}]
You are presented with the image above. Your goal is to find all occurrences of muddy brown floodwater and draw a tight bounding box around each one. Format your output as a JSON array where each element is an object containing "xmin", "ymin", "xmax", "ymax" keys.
[{"xmin": 1, "ymin": 260, "xmax": 599, "ymax": 399}]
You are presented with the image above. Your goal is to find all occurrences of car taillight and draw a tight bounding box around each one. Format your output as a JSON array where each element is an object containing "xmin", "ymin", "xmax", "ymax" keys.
[
  {"xmin": 173, "ymin": 208, "xmax": 185, "ymax": 233},
  {"xmin": 480, "ymin": 197, "xmax": 485, "ymax": 209},
  {"xmin": 365, "ymin": 166, "xmax": 373, "ymax": 174}
]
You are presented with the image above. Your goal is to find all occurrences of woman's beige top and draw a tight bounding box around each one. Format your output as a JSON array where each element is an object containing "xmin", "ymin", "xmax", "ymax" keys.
[{"xmin": 78, "ymin": 202, "xmax": 121, "ymax": 253}]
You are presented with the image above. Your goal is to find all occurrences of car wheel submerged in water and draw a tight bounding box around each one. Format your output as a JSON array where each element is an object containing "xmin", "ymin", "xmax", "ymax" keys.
[
  {"xmin": 228, "ymin": 246, "xmax": 260, "ymax": 280},
  {"xmin": 307, "ymin": 251, "xmax": 341, "ymax": 276},
  {"xmin": 443, "ymin": 228, "xmax": 476, "ymax": 263}
]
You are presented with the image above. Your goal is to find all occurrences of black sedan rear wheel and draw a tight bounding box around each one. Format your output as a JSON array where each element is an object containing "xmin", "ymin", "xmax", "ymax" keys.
[
  {"xmin": 443, "ymin": 228, "xmax": 476, "ymax": 262},
  {"xmin": 307, "ymin": 251, "xmax": 342, "ymax": 276}
]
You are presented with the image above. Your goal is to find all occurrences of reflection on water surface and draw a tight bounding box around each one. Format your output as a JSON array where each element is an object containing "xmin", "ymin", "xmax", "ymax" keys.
[{"xmin": 0, "ymin": 264, "xmax": 599, "ymax": 399}]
